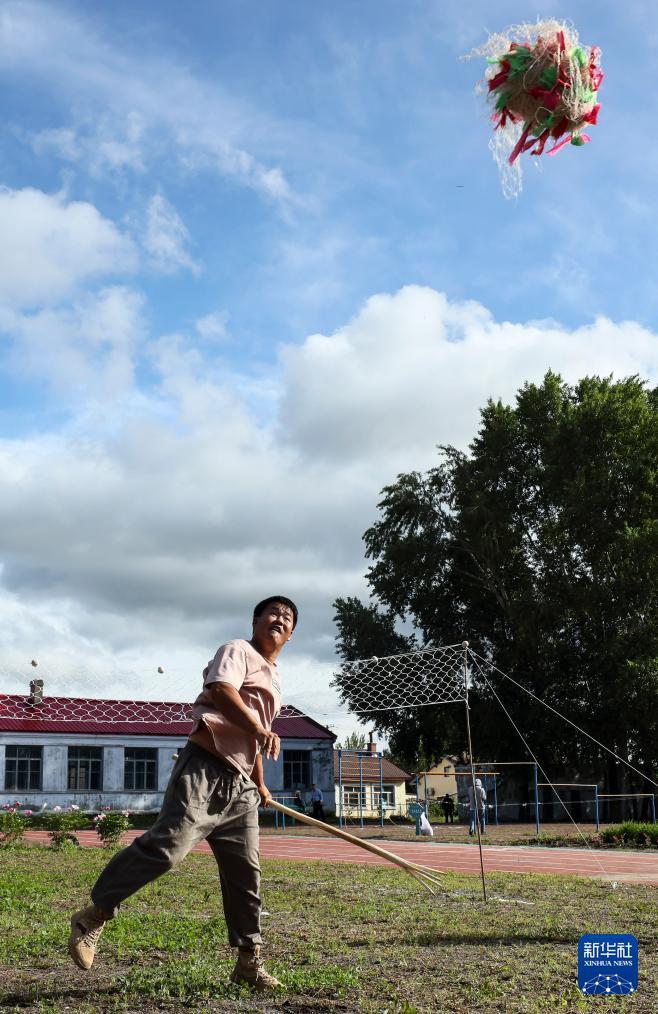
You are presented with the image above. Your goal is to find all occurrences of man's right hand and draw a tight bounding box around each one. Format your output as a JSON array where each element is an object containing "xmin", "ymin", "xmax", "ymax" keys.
[{"xmin": 256, "ymin": 727, "xmax": 280, "ymax": 760}]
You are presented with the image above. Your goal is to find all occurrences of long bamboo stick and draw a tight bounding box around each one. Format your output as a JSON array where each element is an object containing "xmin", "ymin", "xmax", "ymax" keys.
[{"xmin": 268, "ymin": 800, "xmax": 444, "ymax": 894}]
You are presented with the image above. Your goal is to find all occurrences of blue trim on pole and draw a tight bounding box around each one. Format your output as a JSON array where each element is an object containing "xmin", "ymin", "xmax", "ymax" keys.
[
  {"xmin": 338, "ymin": 749, "xmax": 343, "ymax": 828},
  {"xmin": 652, "ymin": 795, "xmax": 656, "ymax": 825},
  {"xmin": 358, "ymin": 751, "xmax": 364, "ymax": 828},
  {"xmin": 378, "ymin": 752, "xmax": 384, "ymax": 827},
  {"xmin": 534, "ymin": 763, "xmax": 540, "ymax": 835},
  {"xmin": 594, "ymin": 785, "xmax": 600, "ymax": 832},
  {"xmin": 493, "ymin": 775, "xmax": 499, "ymax": 826}
]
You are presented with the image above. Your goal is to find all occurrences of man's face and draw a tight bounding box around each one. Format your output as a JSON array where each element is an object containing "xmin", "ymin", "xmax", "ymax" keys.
[{"xmin": 252, "ymin": 601, "xmax": 295, "ymax": 651}]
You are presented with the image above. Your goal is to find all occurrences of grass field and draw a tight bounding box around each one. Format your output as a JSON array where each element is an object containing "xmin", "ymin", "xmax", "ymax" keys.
[{"xmin": 1, "ymin": 845, "xmax": 656, "ymax": 1013}]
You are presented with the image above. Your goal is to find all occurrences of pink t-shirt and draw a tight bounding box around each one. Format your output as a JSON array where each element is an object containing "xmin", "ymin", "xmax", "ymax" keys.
[{"xmin": 191, "ymin": 638, "xmax": 282, "ymax": 777}]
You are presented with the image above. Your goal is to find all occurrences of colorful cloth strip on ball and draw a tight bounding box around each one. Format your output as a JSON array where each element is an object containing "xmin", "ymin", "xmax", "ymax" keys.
[{"xmin": 470, "ymin": 20, "xmax": 603, "ymax": 197}]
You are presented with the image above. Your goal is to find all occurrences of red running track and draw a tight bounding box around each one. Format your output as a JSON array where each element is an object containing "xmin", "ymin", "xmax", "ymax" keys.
[{"xmin": 23, "ymin": 831, "xmax": 658, "ymax": 884}]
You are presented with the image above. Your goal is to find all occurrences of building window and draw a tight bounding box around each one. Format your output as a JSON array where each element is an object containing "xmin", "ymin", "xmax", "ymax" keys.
[
  {"xmin": 342, "ymin": 785, "xmax": 367, "ymax": 809},
  {"xmin": 5, "ymin": 746, "xmax": 42, "ymax": 791},
  {"xmin": 372, "ymin": 784, "xmax": 395, "ymax": 809},
  {"xmin": 68, "ymin": 747, "xmax": 103, "ymax": 791},
  {"xmin": 124, "ymin": 748, "xmax": 157, "ymax": 791},
  {"xmin": 283, "ymin": 750, "xmax": 311, "ymax": 789}
]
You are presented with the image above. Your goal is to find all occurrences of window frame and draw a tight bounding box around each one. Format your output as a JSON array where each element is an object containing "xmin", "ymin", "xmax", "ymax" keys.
[
  {"xmin": 372, "ymin": 783, "xmax": 396, "ymax": 808},
  {"xmin": 341, "ymin": 784, "xmax": 367, "ymax": 809},
  {"xmin": 282, "ymin": 749, "xmax": 311, "ymax": 790},
  {"xmin": 4, "ymin": 745, "xmax": 43, "ymax": 791},
  {"xmin": 67, "ymin": 746, "xmax": 103, "ymax": 791},
  {"xmin": 124, "ymin": 747, "xmax": 158, "ymax": 791}
]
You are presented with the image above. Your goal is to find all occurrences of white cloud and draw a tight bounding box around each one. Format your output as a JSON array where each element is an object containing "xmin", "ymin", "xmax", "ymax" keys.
[
  {"xmin": 1, "ymin": 1, "xmax": 293, "ymax": 204},
  {"xmin": 1, "ymin": 286, "xmax": 658, "ymax": 712},
  {"xmin": 142, "ymin": 195, "xmax": 199, "ymax": 275},
  {"xmin": 6, "ymin": 286, "xmax": 145, "ymax": 395},
  {"xmin": 33, "ymin": 113, "xmax": 147, "ymax": 175},
  {"xmin": 0, "ymin": 186, "xmax": 137, "ymax": 309},
  {"xmin": 195, "ymin": 311, "xmax": 229, "ymax": 343},
  {"xmin": 279, "ymin": 286, "xmax": 658, "ymax": 465}
]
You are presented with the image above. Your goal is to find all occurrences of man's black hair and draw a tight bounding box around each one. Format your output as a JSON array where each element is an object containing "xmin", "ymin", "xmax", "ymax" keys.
[{"xmin": 253, "ymin": 596, "xmax": 299, "ymax": 629}]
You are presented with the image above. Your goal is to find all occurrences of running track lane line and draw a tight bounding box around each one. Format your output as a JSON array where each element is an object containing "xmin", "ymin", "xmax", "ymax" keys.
[{"xmin": 23, "ymin": 831, "xmax": 658, "ymax": 884}]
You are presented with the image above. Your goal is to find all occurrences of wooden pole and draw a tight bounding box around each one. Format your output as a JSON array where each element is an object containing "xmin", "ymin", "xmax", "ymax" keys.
[
  {"xmin": 268, "ymin": 800, "xmax": 444, "ymax": 893},
  {"xmin": 462, "ymin": 641, "xmax": 488, "ymax": 903}
]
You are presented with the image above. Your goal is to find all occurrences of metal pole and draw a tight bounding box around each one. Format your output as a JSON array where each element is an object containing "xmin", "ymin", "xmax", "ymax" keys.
[
  {"xmin": 379, "ymin": 752, "xmax": 384, "ymax": 827},
  {"xmin": 652, "ymin": 795, "xmax": 656, "ymax": 825},
  {"xmin": 534, "ymin": 763, "xmax": 540, "ymax": 835},
  {"xmin": 462, "ymin": 641, "xmax": 487, "ymax": 903},
  {"xmin": 424, "ymin": 773, "xmax": 428, "ymax": 816},
  {"xmin": 493, "ymin": 775, "xmax": 499, "ymax": 826},
  {"xmin": 338, "ymin": 749, "xmax": 343, "ymax": 828},
  {"xmin": 358, "ymin": 751, "xmax": 364, "ymax": 828},
  {"xmin": 594, "ymin": 786, "xmax": 600, "ymax": 832}
]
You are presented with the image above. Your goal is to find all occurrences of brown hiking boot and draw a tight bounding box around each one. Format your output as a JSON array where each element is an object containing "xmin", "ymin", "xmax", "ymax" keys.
[
  {"xmin": 230, "ymin": 945, "xmax": 283, "ymax": 991},
  {"xmin": 68, "ymin": 904, "xmax": 107, "ymax": 970}
]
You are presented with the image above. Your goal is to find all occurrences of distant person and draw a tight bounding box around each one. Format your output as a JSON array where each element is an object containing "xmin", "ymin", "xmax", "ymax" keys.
[
  {"xmin": 441, "ymin": 793, "xmax": 455, "ymax": 824},
  {"xmin": 293, "ymin": 790, "xmax": 305, "ymax": 813},
  {"xmin": 310, "ymin": 783, "xmax": 324, "ymax": 820},
  {"xmin": 468, "ymin": 778, "xmax": 487, "ymax": 835}
]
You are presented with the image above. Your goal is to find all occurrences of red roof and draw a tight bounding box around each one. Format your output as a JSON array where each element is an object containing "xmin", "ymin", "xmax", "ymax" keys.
[
  {"xmin": 275, "ymin": 706, "xmax": 335, "ymax": 741},
  {"xmin": 333, "ymin": 750, "xmax": 410, "ymax": 784},
  {"xmin": 0, "ymin": 695, "xmax": 335, "ymax": 741}
]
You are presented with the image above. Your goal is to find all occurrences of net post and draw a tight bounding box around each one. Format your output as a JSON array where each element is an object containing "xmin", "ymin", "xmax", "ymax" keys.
[
  {"xmin": 493, "ymin": 774, "xmax": 499, "ymax": 826},
  {"xmin": 462, "ymin": 641, "xmax": 487, "ymax": 903},
  {"xmin": 594, "ymin": 785, "xmax": 600, "ymax": 832},
  {"xmin": 652, "ymin": 795, "xmax": 656, "ymax": 825},
  {"xmin": 533, "ymin": 763, "xmax": 540, "ymax": 835}
]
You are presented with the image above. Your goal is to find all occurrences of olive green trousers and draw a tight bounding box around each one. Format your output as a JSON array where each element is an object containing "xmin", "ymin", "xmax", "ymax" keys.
[{"xmin": 91, "ymin": 741, "xmax": 262, "ymax": 948}]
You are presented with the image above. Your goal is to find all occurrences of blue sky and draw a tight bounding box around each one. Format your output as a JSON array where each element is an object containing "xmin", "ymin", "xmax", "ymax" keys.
[{"xmin": 1, "ymin": 0, "xmax": 657, "ymax": 730}]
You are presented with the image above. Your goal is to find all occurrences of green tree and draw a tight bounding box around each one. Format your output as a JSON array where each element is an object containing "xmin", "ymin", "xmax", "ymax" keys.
[
  {"xmin": 334, "ymin": 372, "xmax": 658, "ymax": 791},
  {"xmin": 337, "ymin": 731, "xmax": 368, "ymax": 751}
]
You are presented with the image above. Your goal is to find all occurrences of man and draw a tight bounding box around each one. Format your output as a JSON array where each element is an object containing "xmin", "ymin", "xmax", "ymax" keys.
[
  {"xmin": 441, "ymin": 792, "xmax": 455, "ymax": 824},
  {"xmin": 310, "ymin": 783, "xmax": 324, "ymax": 820},
  {"xmin": 68, "ymin": 596, "xmax": 298, "ymax": 992},
  {"xmin": 467, "ymin": 778, "xmax": 487, "ymax": 836},
  {"xmin": 292, "ymin": 790, "xmax": 305, "ymax": 813}
]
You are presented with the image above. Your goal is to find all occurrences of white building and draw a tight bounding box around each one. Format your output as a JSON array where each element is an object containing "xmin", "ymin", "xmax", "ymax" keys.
[
  {"xmin": 0, "ymin": 682, "xmax": 335, "ymax": 812},
  {"xmin": 334, "ymin": 741, "xmax": 411, "ymax": 818}
]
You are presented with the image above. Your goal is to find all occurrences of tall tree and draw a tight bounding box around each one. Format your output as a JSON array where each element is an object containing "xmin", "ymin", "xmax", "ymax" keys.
[
  {"xmin": 334, "ymin": 373, "xmax": 658, "ymax": 787},
  {"xmin": 337, "ymin": 731, "xmax": 368, "ymax": 751}
]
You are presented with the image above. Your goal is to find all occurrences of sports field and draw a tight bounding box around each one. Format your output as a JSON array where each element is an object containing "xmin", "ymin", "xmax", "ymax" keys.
[{"xmin": 1, "ymin": 845, "xmax": 656, "ymax": 1013}]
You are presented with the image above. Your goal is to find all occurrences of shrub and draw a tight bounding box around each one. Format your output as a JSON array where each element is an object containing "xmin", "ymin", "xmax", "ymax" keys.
[
  {"xmin": 94, "ymin": 809, "xmax": 132, "ymax": 848},
  {"xmin": 41, "ymin": 805, "xmax": 90, "ymax": 850},
  {"xmin": 0, "ymin": 804, "xmax": 31, "ymax": 847},
  {"xmin": 600, "ymin": 821, "xmax": 658, "ymax": 848}
]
